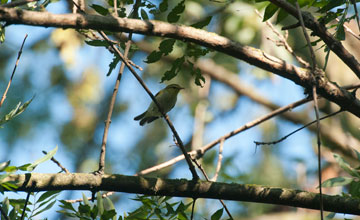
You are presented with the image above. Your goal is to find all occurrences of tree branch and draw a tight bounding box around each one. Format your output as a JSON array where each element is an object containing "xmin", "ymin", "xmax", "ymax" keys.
[
  {"xmin": 268, "ymin": 0, "xmax": 360, "ymax": 79},
  {"xmin": 4, "ymin": 173, "xmax": 360, "ymax": 215},
  {"xmin": 1, "ymin": 8, "xmax": 359, "ymax": 118}
]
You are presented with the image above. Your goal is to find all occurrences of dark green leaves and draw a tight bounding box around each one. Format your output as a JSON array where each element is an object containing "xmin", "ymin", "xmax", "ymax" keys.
[
  {"xmin": 145, "ymin": 51, "xmax": 164, "ymax": 63},
  {"xmin": 58, "ymin": 192, "xmax": 117, "ymax": 220},
  {"xmin": 159, "ymin": 39, "xmax": 176, "ymax": 55},
  {"xmin": 159, "ymin": 0, "xmax": 168, "ymax": 12},
  {"xmin": 107, "ymin": 55, "xmax": 121, "ymax": 76},
  {"xmin": 263, "ymin": 3, "xmax": 279, "ymax": 22},
  {"xmin": 85, "ymin": 40, "xmax": 111, "ymax": 47},
  {"xmin": 161, "ymin": 56, "xmax": 185, "ymax": 82},
  {"xmin": 191, "ymin": 16, "xmax": 212, "ymax": 29},
  {"xmin": 145, "ymin": 39, "xmax": 176, "ymax": 63},
  {"xmin": 90, "ymin": 4, "xmax": 109, "ymax": 16},
  {"xmin": 167, "ymin": 0, "xmax": 185, "ymax": 23},
  {"xmin": 141, "ymin": 8, "xmax": 149, "ymax": 20},
  {"xmin": 211, "ymin": 208, "xmax": 223, "ymax": 220}
]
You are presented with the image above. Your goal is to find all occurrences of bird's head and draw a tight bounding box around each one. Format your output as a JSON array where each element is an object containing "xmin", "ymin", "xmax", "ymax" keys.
[{"xmin": 165, "ymin": 84, "xmax": 184, "ymax": 92}]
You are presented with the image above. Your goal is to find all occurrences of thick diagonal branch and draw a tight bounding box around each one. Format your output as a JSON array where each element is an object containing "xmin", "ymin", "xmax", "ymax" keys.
[{"xmin": 1, "ymin": 8, "xmax": 359, "ymax": 118}]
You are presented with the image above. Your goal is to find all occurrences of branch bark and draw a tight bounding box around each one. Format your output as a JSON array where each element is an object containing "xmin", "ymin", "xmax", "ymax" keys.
[
  {"xmin": 269, "ymin": 0, "xmax": 360, "ymax": 79},
  {"xmin": 4, "ymin": 173, "xmax": 360, "ymax": 215},
  {"xmin": 1, "ymin": 8, "xmax": 360, "ymax": 118}
]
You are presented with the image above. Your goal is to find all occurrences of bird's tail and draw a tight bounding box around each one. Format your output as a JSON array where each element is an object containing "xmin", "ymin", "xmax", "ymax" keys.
[
  {"xmin": 140, "ymin": 117, "xmax": 159, "ymax": 126},
  {"xmin": 134, "ymin": 112, "xmax": 146, "ymax": 121}
]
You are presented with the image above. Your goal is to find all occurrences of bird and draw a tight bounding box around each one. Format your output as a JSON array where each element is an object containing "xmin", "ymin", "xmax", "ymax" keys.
[{"xmin": 134, "ymin": 84, "xmax": 184, "ymax": 126}]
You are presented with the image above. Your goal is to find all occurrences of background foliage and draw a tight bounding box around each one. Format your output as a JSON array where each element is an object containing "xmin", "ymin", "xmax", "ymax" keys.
[{"xmin": 1, "ymin": 0, "xmax": 360, "ymax": 219}]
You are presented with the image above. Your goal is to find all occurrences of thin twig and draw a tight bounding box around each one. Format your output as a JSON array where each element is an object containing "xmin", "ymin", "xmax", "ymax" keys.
[
  {"xmin": 211, "ymin": 138, "xmax": 224, "ymax": 182},
  {"xmin": 86, "ymin": 0, "xmax": 140, "ymax": 174},
  {"xmin": 350, "ymin": 0, "xmax": 360, "ymax": 34},
  {"xmin": 0, "ymin": 34, "xmax": 28, "ymax": 108},
  {"xmin": 296, "ymin": 2, "xmax": 323, "ymax": 219},
  {"xmin": 255, "ymin": 9, "xmax": 309, "ymax": 67},
  {"xmin": 137, "ymin": 97, "xmax": 311, "ymax": 176},
  {"xmin": 191, "ymin": 76, "xmax": 211, "ymax": 150},
  {"xmin": 20, "ymin": 192, "xmax": 30, "ymax": 220},
  {"xmin": 190, "ymin": 199, "xmax": 195, "ymax": 220},
  {"xmin": 72, "ymin": 0, "xmax": 199, "ymax": 179},
  {"xmin": 42, "ymin": 150, "xmax": 70, "ymax": 174},
  {"xmin": 336, "ymin": 18, "xmax": 360, "ymax": 41},
  {"xmin": 97, "ymin": 34, "xmax": 132, "ymax": 174},
  {"xmin": 192, "ymin": 159, "xmax": 233, "ymax": 219},
  {"xmin": 65, "ymin": 191, "xmax": 115, "ymax": 203},
  {"xmin": 255, "ymin": 110, "xmax": 342, "ymax": 146},
  {"xmin": 101, "ymin": 31, "xmax": 198, "ymax": 179}
]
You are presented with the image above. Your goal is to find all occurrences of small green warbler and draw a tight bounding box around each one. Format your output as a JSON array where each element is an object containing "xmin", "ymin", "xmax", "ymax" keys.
[{"xmin": 134, "ymin": 84, "xmax": 184, "ymax": 126}]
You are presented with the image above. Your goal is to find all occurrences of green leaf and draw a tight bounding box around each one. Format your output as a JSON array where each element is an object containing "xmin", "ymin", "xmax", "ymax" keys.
[
  {"xmin": 32, "ymin": 199, "xmax": 56, "ymax": 217},
  {"xmin": 191, "ymin": 16, "xmax": 212, "ymax": 29},
  {"xmin": 59, "ymin": 200, "xmax": 76, "ymax": 212},
  {"xmin": 159, "ymin": 0, "xmax": 168, "ymax": 12},
  {"xmin": 211, "ymin": 208, "xmax": 223, "ymax": 220},
  {"xmin": 17, "ymin": 163, "xmax": 31, "ymax": 171},
  {"xmin": 37, "ymin": 191, "xmax": 60, "ymax": 203},
  {"xmin": 27, "ymin": 146, "xmax": 58, "ymax": 171},
  {"xmin": 333, "ymin": 154, "xmax": 360, "ymax": 178},
  {"xmin": 0, "ymin": 160, "xmax": 10, "ymax": 172},
  {"xmin": 90, "ymin": 205, "xmax": 98, "ymax": 219},
  {"xmin": 85, "ymin": 40, "xmax": 110, "ymax": 47},
  {"xmin": 165, "ymin": 202, "xmax": 175, "ymax": 215},
  {"xmin": 1, "ymin": 182, "xmax": 18, "ymax": 191},
  {"xmin": 159, "ymin": 39, "xmax": 176, "ymax": 55},
  {"xmin": 349, "ymin": 180, "xmax": 360, "ymax": 198},
  {"xmin": 141, "ymin": 9, "xmax": 149, "ymax": 20},
  {"xmin": 321, "ymin": 177, "xmax": 354, "ymax": 187},
  {"xmin": 78, "ymin": 203, "xmax": 91, "ymax": 215},
  {"xmin": 318, "ymin": 0, "xmax": 346, "ymax": 13},
  {"xmin": 104, "ymin": 197, "xmax": 115, "ymax": 211},
  {"xmin": 90, "ymin": 4, "xmax": 109, "ymax": 16},
  {"xmin": 276, "ymin": 8, "xmax": 289, "ymax": 24},
  {"xmin": 56, "ymin": 210, "xmax": 77, "ymax": 218},
  {"xmin": 0, "ymin": 25, "xmax": 5, "ymax": 44},
  {"xmin": 263, "ymin": 3, "xmax": 279, "ymax": 21},
  {"xmin": 4, "ymin": 165, "xmax": 18, "ymax": 172},
  {"xmin": 117, "ymin": 8, "xmax": 127, "ymax": 17},
  {"xmin": 82, "ymin": 193, "xmax": 90, "ymax": 206},
  {"xmin": 101, "ymin": 209, "xmax": 117, "ymax": 219},
  {"xmin": 107, "ymin": 55, "xmax": 120, "ymax": 76},
  {"xmin": 0, "ymin": 97, "xmax": 34, "ymax": 126},
  {"xmin": 145, "ymin": 50, "xmax": 163, "ymax": 63},
  {"xmin": 2, "ymin": 197, "xmax": 9, "ymax": 215},
  {"xmin": 192, "ymin": 68, "xmax": 205, "ymax": 87},
  {"xmin": 177, "ymin": 211, "xmax": 188, "ymax": 220},
  {"xmin": 160, "ymin": 56, "xmax": 185, "ymax": 82},
  {"xmin": 97, "ymin": 192, "xmax": 104, "ymax": 215},
  {"xmin": 167, "ymin": 0, "xmax": 185, "ymax": 23},
  {"xmin": 326, "ymin": 212, "xmax": 336, "ymax": 219}
]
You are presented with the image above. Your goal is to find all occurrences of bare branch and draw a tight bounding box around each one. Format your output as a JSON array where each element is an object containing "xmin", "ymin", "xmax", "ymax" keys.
[
  {"xmin": 42, "ymin": 150, "xmax": 70, "ymax": 174},
  {"xmin": 1, "ymin": 8, "xmax": 359, "ymax": 118},
  {"xmin": 269, "ymin": 0, "xmax": 360, "ymax": 79},
  {"xmin": 137, "ymin": 98, "xmax": 311, "ymax": 175},
  {"xmin": 0, "ymin": 34, "xmax": 28, "ymax": 108},
  {"xmin": 4, "ymin": 173, "xmax": 360, "ymax": 215},
  {"xmin": 295, "ymin": 2, "xmax": 323, "ymax": 218}
]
